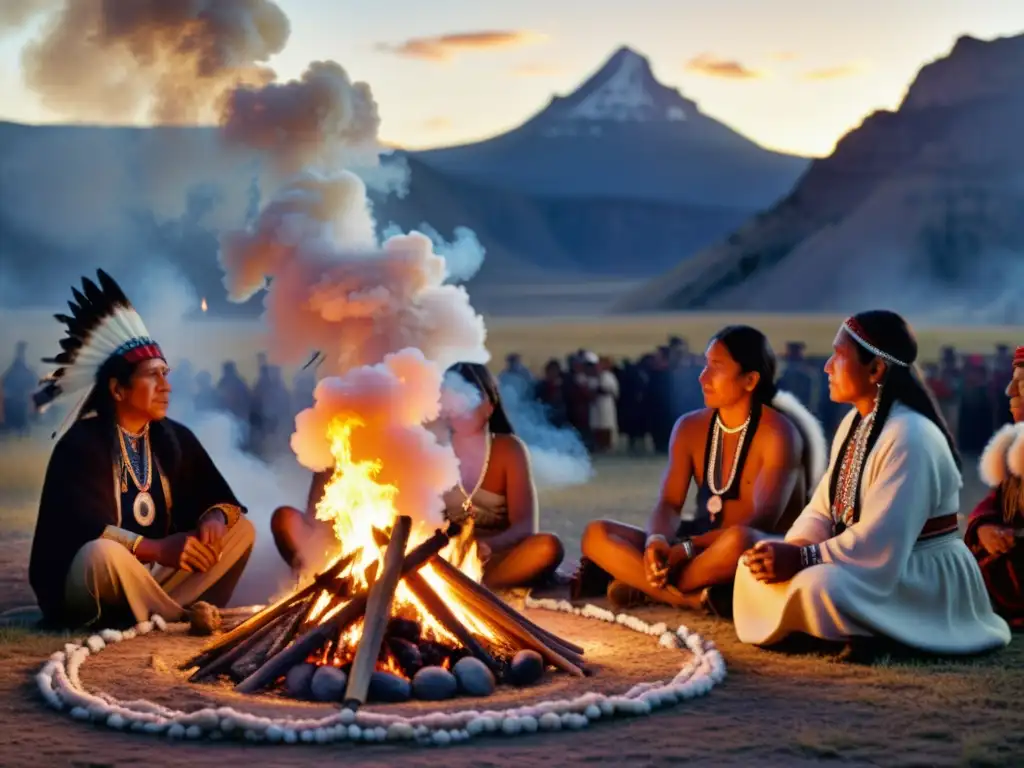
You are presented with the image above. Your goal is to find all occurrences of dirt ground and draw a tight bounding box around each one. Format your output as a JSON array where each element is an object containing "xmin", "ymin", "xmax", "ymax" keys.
[{"xmin": 0, "ymin": 451, "xmax": 1022, "ymax": 767}]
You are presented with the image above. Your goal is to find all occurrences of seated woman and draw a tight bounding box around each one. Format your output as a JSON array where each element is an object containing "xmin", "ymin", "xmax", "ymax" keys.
[
  {"xmin": 271, "ymin": 363, "xmax": 565, "ymax": 590},
  {"xmin": 580, "ymin": 325, "xmax": 827, "ymax": 611},
  {"xmin": 441, "ymin": 362, "xmax": 564, "ymax": 589},
  {"xmin": 964, "ymin": 347, "xmax": 1024, "ymax": 629},
  {"xmin": 735, "ymin": 310, "xmax": 1010, "ymax": 658},
  {"xmin": 29, "ymin": 271, "xmax": 255, "ymax": 630}
]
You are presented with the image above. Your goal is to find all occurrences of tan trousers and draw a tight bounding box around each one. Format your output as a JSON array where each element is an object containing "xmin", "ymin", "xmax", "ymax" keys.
[{"xmin": 64, "ymin": 517, "xmax": 255, "ymax": 627}]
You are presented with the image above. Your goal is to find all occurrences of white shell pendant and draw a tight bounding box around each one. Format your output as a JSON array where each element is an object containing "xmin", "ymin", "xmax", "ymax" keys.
[
  {"xmin": 707, "ymin": 494, "xmax": 723, "ymax": 518},
  {"xmin": 133, "ymin": 491, "xmax": 156, "ymax": 527}
]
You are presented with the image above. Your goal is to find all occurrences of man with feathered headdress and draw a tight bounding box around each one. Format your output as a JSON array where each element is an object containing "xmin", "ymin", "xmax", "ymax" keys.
[
  {"xmin": 965, "ymin": 346, "xmax": 1024, "ymax": 629},
  {"xmin": 28, "ymin": 271, "xmax": 255, "ymax": 629}
]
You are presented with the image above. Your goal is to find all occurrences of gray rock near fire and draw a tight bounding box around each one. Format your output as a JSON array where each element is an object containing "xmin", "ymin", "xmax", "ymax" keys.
[
  {"xmin": 310, "ymin": 665, "xmax": 348, "ymax": 702},
  {"xmin": 368, "ymin": 671, "xmax": 412, "ymax": 703},
  {"xmin": 452, "ymin": 657, "xmax": 496, "ymax": 697},
  {"xmin": 508, "ymin": 650, "xmax": 545, "ymax": 686},
  {"xmin": 412, "ymin": 666, "xmax": 458, "ymax": 701},
  {"xmin": 284, "ymin": 662, "xmax": 317, "ymax": 699}
]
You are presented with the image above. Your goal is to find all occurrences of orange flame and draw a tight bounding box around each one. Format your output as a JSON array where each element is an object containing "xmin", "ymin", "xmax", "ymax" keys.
[
  {"xmin": 306, "ymin": 416, "xmax": 495, "ymax": 655},
  {"xmin": 200, "ymin": 297, "xmax": 208, "ymax": 312}
]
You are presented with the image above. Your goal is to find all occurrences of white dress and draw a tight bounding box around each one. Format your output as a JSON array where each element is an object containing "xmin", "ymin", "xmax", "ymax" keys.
[{"xmin": 733, "ymin": 403, "xmax": 1011, "ymax": 654}]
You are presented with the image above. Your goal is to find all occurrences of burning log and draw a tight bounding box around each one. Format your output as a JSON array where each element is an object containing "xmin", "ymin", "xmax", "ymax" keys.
[
  {"xmin": 429, "ymin": 556, "xmax": 584, "ymax": 656},
  {"xmin": 263, "ymin": 594, "xmax": 315, "ymax": 661},
  {"xmin": 343, "ymin": 515, "xmax": 412, "ymax": 707},
  {"xmin": 188, "ymin": 608, "xmax": 297, "ymax": 682},
  {"xmin": 370, "ymin": 524, "xmax": 500, "ymax": 672},
  {"xmin": 404, "ymin": 570, "xmax": 500, "ymax": 672},
  {"xmin": 233, "ymin": 526, "xmax": 453, "ymax": 694},
  {"xmin": 430, "ymin": 558, "xmax": 588, "ymax": 677},
  {"xmin": 180, "ymin": 548, "xmax": 359, "ymax": 671}
]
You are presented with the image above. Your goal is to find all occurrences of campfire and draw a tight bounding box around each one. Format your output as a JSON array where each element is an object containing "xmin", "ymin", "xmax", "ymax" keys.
[{"xmin": 181, "ymin": 416, "xmax": 586, "ymax": 704}]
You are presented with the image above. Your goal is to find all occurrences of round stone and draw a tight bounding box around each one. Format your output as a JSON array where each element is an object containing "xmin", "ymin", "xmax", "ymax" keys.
[
  {"xmin": 453, "ymin": 657, "xmax": 496, "ymax": 697},
  {"xmin": 507, "ymin": 650, "xmax": 544, "ymax": 686},
  {"xmin": 412, "ymin": 666, "xmax": 458, "ymax": 701},
  {"xmin": 284, "ymin": 662, "xmax": 317, "ymax": 699},
  {"xmin": 310, "ymin": 665, "xmax": 348, "ymax": 702},
  {"xmin": 368, "ymin": 671, "xmax": 412, "ymax": 703}
]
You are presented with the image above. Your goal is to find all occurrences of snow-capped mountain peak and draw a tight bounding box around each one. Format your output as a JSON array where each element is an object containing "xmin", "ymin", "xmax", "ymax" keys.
[{"xmin": 546, "ymin": 46, "xmax": 694, "ymax": 125}]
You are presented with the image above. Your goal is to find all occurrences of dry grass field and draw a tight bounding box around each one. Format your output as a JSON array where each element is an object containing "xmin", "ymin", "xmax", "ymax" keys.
[
  {"xmin": 2, "ymin": 309, "xmax": 1020, "ymax": 381},
  {"xmin": 0, "ymin": 311, "xmax": 1022, "ymax": 766},
  {"xmin": 0, "ymin": 441, "xmax": 1022, "ymax": 766}
]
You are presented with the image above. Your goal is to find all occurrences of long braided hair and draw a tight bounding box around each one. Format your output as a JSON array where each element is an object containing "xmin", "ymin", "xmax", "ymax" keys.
[{"xmin": 827, "ymin": 310, "xmax": 961, "ymax": 524}]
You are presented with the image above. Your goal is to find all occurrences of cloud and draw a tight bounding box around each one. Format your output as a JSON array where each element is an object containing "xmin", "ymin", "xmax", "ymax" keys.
[
  {"xmin": 511, "ymin": 61, "xmax": 563, "ymax": 77},
  {"xmin": 802, "ymin": 63, "xmax": 864, "ymax": 81},
  {"xmin": 421, "ymin": 116, "xmax": 452, "ymax": 131},
  {"xmin": 770, "ymin": 51, "xmax": 800, "ymax": 62},
  {"xmin": 685, "ymin": 53, "xmax": 761, "ymax": 80},
  {"xmin": 377, "ymin": 30, "xmax": 544, "ymax": 62}
]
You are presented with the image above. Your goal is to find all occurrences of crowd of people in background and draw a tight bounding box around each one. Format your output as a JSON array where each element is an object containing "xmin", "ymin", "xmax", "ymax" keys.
[{"xmin": 0, "ymin": 336, "xmax": 1015, "ymax": 460}]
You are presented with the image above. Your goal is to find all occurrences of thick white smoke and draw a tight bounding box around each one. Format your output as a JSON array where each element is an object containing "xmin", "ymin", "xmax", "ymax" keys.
[
  {"xmin": 381, "ymin": 222, "xmax": 486, "ymax": 284},
  {"xmin": 291, "ymin": 349, "xmax": 458, "ymax": 530},
  {"xmin": 214, "ymin": 54, "xmax": 490, "ymax": 546}
]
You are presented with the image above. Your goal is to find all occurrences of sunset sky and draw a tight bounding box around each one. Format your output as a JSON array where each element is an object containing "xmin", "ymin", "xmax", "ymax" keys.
[{"xmin": 1, "ymin": 0, "xmax": 1022, "ymax": 157}]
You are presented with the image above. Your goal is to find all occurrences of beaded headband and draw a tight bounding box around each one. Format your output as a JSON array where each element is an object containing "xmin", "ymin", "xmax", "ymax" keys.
[
  {"xmin": 34, "ymin": 270, "xmax": 164, "ymax": 438},
  {"xmin": 1014, "ymin": 346, "xmax": 1024, "ymax": 367},
  {"xmin": 839, "ymin": 318, "xmax": 909, "ymax": 368}
]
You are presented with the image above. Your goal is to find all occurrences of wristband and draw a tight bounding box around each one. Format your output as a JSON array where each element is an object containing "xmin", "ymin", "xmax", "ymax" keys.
[
  {"xmin": 799, "ymin": 544, "xmax": 823, "ymax": 568},
  {"xmin": 679, "ymin": 538, "xmax": 695, "ymax": 560},
  {"xmin": 645, "ymin": 533, "xmax": 668, "ymax": 549}
]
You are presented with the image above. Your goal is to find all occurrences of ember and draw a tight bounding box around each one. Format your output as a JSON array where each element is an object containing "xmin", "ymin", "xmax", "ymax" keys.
[{"xmin": 182, "ymin": 416, "xmax": 586, "ymax": 704}]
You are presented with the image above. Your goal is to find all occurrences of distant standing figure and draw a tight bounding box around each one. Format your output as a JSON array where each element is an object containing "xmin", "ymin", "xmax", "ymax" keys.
[{"xmin": 2, "ymin": 341, "xmax": 36, "ymax": 436}]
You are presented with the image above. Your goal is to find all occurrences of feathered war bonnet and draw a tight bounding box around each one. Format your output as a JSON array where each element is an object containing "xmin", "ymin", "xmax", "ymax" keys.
[{"xmin": 33, "ymin": 270, "xmax": 165, "ymax": 437}]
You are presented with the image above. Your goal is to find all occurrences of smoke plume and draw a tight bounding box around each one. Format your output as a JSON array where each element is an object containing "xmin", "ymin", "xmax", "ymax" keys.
[
  {"xmin": 21, "ymin": 0, "xmax": 289, "ymax": 123},
  {"xmin": 381, "ymin": 222, "xmax": 486, "ymax": 283},
  {"xmin": 218, "ymin": 170, "xmax": 488, "ymax": 374},
  {"xmin": 0, "ymin": 0, "xmax": 57, "ymax": 35},
  {"xmin": 291, "ymin": 349, "xmax": 458, "ymax": 530},
  {"xmin": 221, "ymin": 60, "xmax": 383, "ymax": 178}
]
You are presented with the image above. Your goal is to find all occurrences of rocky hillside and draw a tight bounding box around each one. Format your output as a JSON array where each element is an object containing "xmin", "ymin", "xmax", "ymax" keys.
[{"xmin": 616, "ymin": 33, "xmax": 1024, "ymax": 322}]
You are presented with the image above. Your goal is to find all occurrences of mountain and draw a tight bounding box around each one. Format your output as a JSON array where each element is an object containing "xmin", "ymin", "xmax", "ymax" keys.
[
  {"xmin": 414, "ymin": 46, "xmax": 808, "ymax": 208},
  {"xmin": 615, "ymin": 33, "xmax": 1024, "ymax": 322},
  {"xmin": 0, "ymin": 46, "xmax": 810, "ymax": 315}
]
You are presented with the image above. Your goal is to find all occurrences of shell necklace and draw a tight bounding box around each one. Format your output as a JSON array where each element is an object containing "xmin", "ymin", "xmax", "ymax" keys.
[
  {"xmin": 706, "ymin": 414, "xmax": 750, "ymax": 519},
  {"xmin": 118, "ymin": 423, "xmax": 156, "ymax": 527},
  {"xmin": 457, "ymin": 429, "xmax": 492, "ymax": 515}
]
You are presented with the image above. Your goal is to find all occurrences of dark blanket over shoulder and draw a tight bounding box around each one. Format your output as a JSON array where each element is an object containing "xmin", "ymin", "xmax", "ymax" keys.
[{"xmin": 28, "ymin": 416, "xmax": 246, "ymax": 625}]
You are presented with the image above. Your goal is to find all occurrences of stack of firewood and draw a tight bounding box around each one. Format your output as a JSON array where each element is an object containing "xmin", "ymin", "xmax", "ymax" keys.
[{"xmin": 180, "ymin": 519, "xmax": 587, "ymax": 704}]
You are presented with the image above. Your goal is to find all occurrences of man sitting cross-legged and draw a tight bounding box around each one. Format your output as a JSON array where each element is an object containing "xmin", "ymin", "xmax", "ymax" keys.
[
  {"xmin": 579, "ymin": 325, "xmax": 826, "ymax": 612},
  {"xmin": 28, "ymin": 271, "xmax": 255, "ymax": 630}
]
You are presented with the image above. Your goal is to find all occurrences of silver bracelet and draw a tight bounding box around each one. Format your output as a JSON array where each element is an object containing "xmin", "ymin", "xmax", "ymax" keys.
[{"xmin": 799, "ymin": 544, "xmax": 822, "ymax": 568}]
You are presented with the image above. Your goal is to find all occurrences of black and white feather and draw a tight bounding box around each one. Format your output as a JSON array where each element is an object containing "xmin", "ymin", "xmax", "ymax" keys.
[{"xmin": 34, "ymin": 270, "xmax": 152, "ymax": 422}]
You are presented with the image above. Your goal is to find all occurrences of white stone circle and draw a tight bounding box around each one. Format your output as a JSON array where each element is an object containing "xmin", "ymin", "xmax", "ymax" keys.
[{"xmin": 35, "ymin": 598, "xmax": 727, "ymax": 747}]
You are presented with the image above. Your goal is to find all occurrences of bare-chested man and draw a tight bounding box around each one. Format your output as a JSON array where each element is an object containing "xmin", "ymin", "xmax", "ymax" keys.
[{"xmin": 580, "ymin": 325, "xmax": 826, "ymax": 612}]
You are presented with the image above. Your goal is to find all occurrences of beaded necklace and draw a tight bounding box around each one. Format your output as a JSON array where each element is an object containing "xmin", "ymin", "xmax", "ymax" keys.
[{"xmin": 830, "ymin": 398, "xmax": 879, "ymax": 534}]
